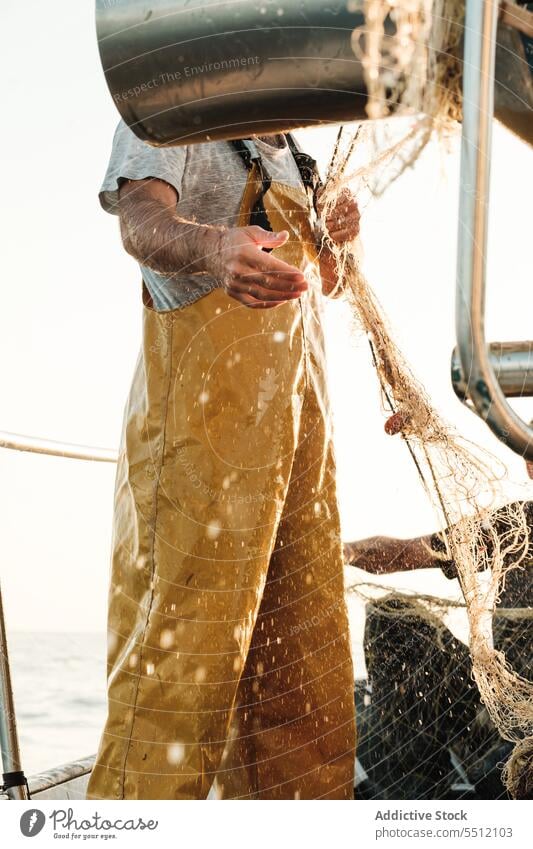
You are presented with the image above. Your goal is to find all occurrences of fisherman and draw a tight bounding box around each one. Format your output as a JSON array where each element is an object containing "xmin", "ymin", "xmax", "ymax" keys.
[
  {"xmin": 344, "ymin": 462, "xmax": 533, "ymax": 800},
  {"xmin": 87, "ymin": 122, "xmax": 361, "ymax": 800},
  {"xmin": 344, "ymin": 502, "xmax": 533, "ymax": 606},
  {"xmin": 344, "ymin": 452, "xmax": 533, "ymax": 602}
]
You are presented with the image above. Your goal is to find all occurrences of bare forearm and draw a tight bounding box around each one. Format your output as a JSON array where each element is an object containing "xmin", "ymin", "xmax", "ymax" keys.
[
  {"xmin": 115, "ymin": 178, "xmax": 308, "ymax": 308},
  {"xmin": 343, "ymin": 535, "xmax": 442, "ymax": 574},
  {"xmin": 119, "ymin": 191, "xmax": 224, "ymax": 276}
]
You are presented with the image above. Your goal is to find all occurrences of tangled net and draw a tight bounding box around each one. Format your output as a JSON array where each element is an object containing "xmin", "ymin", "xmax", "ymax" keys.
[
  {"xmin": 348, "ymin": 0, "xmax": 464, "ymax": 193},
  {"xmin": 334, "ymin": 240, "xmax": 532, "ymax": 792},
  {"xmin": 319, "ymin": 195, "xmax": 532, "ymax": 792},
  {"xmin": 503, "ymin": 737, "xmax": 533, "ymax": 799},
  {"xmin": 317, "ymin": 1, "xmax": 532, "ymax": 794},
  {"xmin": 350, "ymin": 585, "xmax": 531, "ymax": 797},
  {"xmin": 351, "ymin": 0, "xmax": 464, "ymax": 121}
]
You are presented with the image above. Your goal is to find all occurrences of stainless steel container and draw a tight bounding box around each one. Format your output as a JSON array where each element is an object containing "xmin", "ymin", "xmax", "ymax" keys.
[
  {"xmin": 96, "ymin": 0, "xmax": 389, "ymax": 145},
  {"xmin": 95, "ymin": 1, "xmax": 532, "ymax": 147}
]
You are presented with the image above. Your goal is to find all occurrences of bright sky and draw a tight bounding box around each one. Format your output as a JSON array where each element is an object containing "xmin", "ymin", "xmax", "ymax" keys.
[{"xmin": 1, "ymin": 0, "xmax": 531, "ymax": 635}]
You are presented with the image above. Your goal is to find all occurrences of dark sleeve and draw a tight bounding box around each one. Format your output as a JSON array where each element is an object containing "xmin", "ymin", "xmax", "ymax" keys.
[
  {"xmin": 428, "ymin": 500, "xmax": 532, "ymax": 580},
  {"xmin": 427, "ymin": 531, "xmax": 458, "ymax": 580}
]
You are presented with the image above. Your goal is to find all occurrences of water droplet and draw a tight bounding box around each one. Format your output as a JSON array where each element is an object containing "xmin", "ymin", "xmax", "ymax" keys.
[
  {"xmin": 160, "ymin": 629, "xmax": 174, "ymax": 649},
  {"xmin": 195, "ymin": 665, "xmax": 207, "ymax": 683},
  {"xmin": 207, "ymin": 519, "xmax": 221, "ymax": 539},
  {"xmin": 167, "ymin": 743, "xmax": 185, "ymax": 765}
]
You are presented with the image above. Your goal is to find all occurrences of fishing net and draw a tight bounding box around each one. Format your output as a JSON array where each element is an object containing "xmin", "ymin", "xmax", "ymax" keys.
[
  {"xmin": 332, "ymin": 236, "xmax": 532, "ymax": 794},
  {"xmin": 319, "ymin": 199, "xmax": 533, "ymax": 794},
  {"xmin": 317, "ymin": 2, "xmax": 532, "ymax": 795},
  {"xmin": 351, "ymin": 585, "xmax": 532, "ymax": 798},
  {"xmin": 351, "ymin": 0, "xmax": 464, "ymax": 121},
  {"xmin": 348, "ymin": 0, "xmax": 464, "ymax": 192}
]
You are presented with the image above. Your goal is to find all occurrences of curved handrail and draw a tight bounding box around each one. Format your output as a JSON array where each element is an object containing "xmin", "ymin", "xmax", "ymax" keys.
[
  {"xmin": 0, "ymin": 431, "xmax": 118, "ymax": 463},
  {"xmin": 0, "ymin": 431, "xmax": 116, "ymax": 794},
  {"xmin": 456, "ymin": 0, "xmax": 533, "ymax": 460}
]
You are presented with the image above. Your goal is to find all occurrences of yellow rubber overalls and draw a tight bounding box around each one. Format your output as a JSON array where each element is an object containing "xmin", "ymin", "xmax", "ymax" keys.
[{"xmin": 87, "ymin": 136, "xmax": 356, "ymax": 800}]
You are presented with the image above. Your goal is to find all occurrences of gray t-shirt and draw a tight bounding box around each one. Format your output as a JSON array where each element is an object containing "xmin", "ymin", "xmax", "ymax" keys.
[{"xmin": 100, "ymin": 120, "xmax": 305, "ymax": 311}]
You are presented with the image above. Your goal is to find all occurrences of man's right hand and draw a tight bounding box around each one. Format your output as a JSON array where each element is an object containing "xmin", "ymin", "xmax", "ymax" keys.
[
  {"xmin": 117, "ymin": 178, "xmax": 307, "ymax": 308},
  {"xmin": 207, "ymin": 225, "xmax": 308, "ymax": 309}
]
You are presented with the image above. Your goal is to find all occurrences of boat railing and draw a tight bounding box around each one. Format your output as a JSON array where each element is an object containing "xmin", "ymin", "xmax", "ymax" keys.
[
  {"xmin": 0, "ymin": 433, "xmax": 117, "ymax": 799},
  {"xmin": 2, "ymin": 0, "xmax": 533, "ymax": 801},
  {"xmin": 455, "ymin": 0, "xmax": 533, "ymax": 460}
]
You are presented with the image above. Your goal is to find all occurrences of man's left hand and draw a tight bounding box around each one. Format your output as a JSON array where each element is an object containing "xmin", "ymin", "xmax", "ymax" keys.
[{"xmin": 316, "ymin": 187, "xmax": 360, "ymax": 244}]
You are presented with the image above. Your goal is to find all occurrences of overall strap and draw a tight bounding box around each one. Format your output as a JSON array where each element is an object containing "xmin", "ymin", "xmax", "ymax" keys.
[
  {"xmin": 285, "ymin": 133, "xmax": 322, "ymax": 195},
  {"xmin": 230, "ymin": 134, "xmax": 323, "ymax": 231},
  {"xmin": 230, "ymin": 138, "xmax": 272, "ymax": 184},
  {"xmin": 230, "ymin": 138, "xmax": 273, "ymax": 231}
]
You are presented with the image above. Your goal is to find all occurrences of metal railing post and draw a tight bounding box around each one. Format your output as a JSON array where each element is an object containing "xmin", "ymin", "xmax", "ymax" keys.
[
  {"xmin": 456, "ymin": 0, "xmax": 533, "ymax": 459},
  {"xmin": 0, "ymin": 580, "xmax": 29, "ymax": 799}
]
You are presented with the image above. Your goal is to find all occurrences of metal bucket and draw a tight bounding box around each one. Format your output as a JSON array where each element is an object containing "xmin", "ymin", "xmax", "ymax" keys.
[
  {"xmin": 96, "ymin": 0, "xmax": 372, "ymax": 145},
  {"xmin": 96, "ymin": 0, "xmax": 532, "ymax": 147}
]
